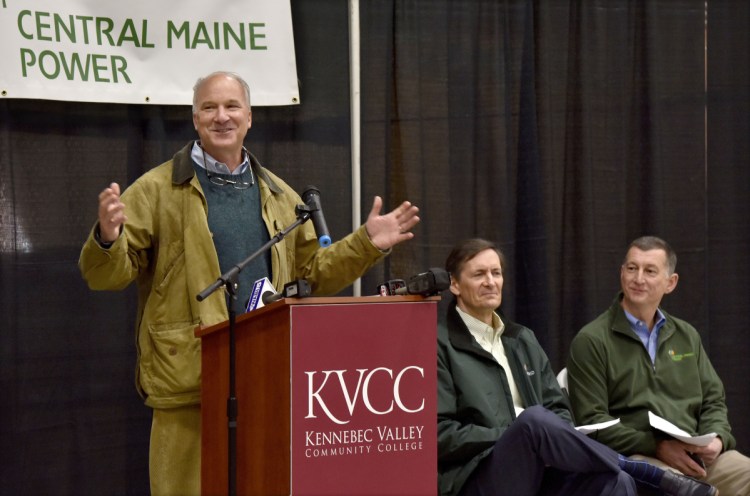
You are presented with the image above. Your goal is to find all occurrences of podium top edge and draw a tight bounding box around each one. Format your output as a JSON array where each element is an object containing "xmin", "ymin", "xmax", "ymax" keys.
[{"xmin": 195, "ymin": 295, "xmax": 441, "ymax": 338}]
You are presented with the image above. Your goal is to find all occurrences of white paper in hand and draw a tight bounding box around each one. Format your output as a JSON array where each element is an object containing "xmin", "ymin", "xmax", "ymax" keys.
[
  {"xmin": 575, "ymin": 418, "xmax": 621, "ymax": 434},
  {"xmin": 648, "ymin": 411, "xmax": 717, "ymax": 447}
]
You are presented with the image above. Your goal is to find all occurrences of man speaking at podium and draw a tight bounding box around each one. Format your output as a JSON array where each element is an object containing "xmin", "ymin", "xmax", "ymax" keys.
[{"xmin": 79, "ymin": 71, "xmax": 420, "ymax": 495}]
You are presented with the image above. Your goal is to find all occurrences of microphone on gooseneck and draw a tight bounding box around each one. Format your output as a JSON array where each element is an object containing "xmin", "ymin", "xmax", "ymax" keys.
[{"xmin": 301, "ymin": 186, "xmax": 332, "ymax": 248}]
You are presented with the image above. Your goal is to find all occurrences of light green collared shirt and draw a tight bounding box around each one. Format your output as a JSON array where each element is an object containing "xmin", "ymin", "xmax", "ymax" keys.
[{"xmin": 456, "ymin": 307, "xmax": 525, "ymax": 415}]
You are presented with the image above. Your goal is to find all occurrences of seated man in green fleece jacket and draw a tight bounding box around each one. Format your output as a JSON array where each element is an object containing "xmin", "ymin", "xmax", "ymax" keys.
[{"xmin": 568, "ymin": 235, "xmax": 750, "ymax": 495}]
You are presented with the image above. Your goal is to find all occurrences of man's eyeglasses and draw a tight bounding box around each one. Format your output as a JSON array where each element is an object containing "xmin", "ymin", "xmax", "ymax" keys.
[
  {"xmin": 201, "ymin": 146, "xmax": 255, "ymax": 189},
  {"xmin": 205, "ymin": 169, "xmax": 253, "ymax": 189}
]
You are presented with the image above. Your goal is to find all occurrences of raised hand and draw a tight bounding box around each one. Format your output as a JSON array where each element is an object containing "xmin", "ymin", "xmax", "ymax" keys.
[
  {"xmin": 364, "ymin": 196, "xmax": 420, "ymax": 250},
  {"xmin": 97, "ymin": 182, "xmax": 127, "ymax": 243}
]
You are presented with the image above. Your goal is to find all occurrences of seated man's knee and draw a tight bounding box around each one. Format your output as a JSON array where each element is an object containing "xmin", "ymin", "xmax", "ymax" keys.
[
  {"xmin": 515, "ymin": 405, "xmax": 561, "ymax": 429},
  {"xmin": 517, "ymin": 405, "xmax": 552, "ymax": 423},
  {"xmin": 507, "ymin": 406, "xmax": 570, "ymax": 444}
]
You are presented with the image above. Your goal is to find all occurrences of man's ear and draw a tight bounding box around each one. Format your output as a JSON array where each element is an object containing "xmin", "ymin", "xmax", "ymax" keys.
[
  {"xmin": 665, "ymin": 272, "xmax": 679, "ymax": 294},
  {"xmin": 449, "ymin": 275, "xmax": 460, "ymax": 297}
]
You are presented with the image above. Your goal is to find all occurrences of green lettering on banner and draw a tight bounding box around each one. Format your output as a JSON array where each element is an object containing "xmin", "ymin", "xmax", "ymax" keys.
[
  {"xmin": 19, "ymin": 48, "xmax": 132, "ymax": 83},
  {"xmin": 117, "ymin": 19, "xmax": 139, "ymax": 46},
  {"xmin": 18, "ymin": 10, "xmax": 33, "ymax": 40},
  {"xmin": 54, "ymin": 14, "xmax": 77, "ymax": 43},
  {"xmin": 191, "ymin": 22, "xmax": 213, "ymax": 49},
  {"xmin": 77, "ymin": 16, "xmax": 94, "ymax": 44},
  {"xmin": 166, "ymin": 20, "xmax": 269, "ymax": 50},
  {"xmin": 96, "ymin": 17, "xmax": 115, "ymax": 46},
  {"xmin": 19, "ymin": 48, "xmax": 35, "ymax": 76},
  {"xmin": 61, "ymin": 51, "xmax": 91, "ymax": 80},
  {"xmin": 167, "ymin": 21, "xmax": 190, "ymax": 49},
  {"xmin": 111, "ymin": 56, "xmax": 131, "ymax": 82},
  {"xmin": 91, "ymin": 54, "xmax": 108, "ymax": 81},
  {"xmin": 35, "ymin": 11, "xmax": 53, "ymax": 41},
  {"xmin": 38, "ymin": 50, "xmax": 61, "ymax": 79},
  {"xmin": 224, "ymin": 23, "xmax": 245, "ymax": 49},
  {"xmin": 116, "ymin": 19, "xmax": 155, "ymax": 48},
  {"xmin": 141, "ymin": 20, "xmax": 155, "ymax": 48},
  {"xmin": 248, "ymin": 23, "xmax": 267, "ymax": 50},
  {"xmin": 19, "ymin": 10, "xmax": 150, "ymax": 47}
]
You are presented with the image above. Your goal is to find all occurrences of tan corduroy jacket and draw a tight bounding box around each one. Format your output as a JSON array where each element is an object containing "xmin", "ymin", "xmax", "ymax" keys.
[{"xmin": 80, "ymin": 143, "xmax": 386, "ymax": 409}]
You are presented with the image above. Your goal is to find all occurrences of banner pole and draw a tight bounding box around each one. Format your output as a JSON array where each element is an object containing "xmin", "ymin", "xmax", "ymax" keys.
[{"xmin": 348, "ymin": 0, "xmax": 362, "ymax": 296}]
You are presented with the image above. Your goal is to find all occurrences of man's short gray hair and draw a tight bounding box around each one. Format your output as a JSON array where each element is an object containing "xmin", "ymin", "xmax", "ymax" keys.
[
  {"xmin": 192, "ymin": 71, "xmax": 252, "ymax": 113},
  {"xmin": 625, "ymin": 236, "xmax": 677, "ymax": 274}
]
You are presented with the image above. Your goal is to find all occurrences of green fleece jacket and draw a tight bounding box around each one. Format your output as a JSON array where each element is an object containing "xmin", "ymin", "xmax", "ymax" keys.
[
  {"xmin": 567, "ymin": 294, "xmax": 735, "ymax": 456},
  {"xmin": 437, "ymin": 300, "xmax": 573, "ymax": 496},
  {"xmin": 79, "ymin": 143, "xmax": 386, "ymax": 409}
]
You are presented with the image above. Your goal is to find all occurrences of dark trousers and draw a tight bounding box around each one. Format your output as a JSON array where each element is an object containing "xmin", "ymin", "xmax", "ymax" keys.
[{"xmin": 459, "ymin": 406, "xmax": 637, "ymax": 496}]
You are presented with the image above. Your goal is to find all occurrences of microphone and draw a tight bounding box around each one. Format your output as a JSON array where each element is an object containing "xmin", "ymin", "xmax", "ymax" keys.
[
  {"xmin": 302, "ymin": 186, "xmax": 332, "ymax": 248},
  {"xmin": 262, "ymin": 279, "xmax": 312, "ymax": 305},
  {"xmin": 246, "ymin": 277, "xmax": 277, "ymax": 312},
  {"xmin": 394, "ymin": 268, "xmax": 451, "ymax": 296},
  {"xmin": 376, "ymin": 279, "xmax": 406, "ymax": 296}
]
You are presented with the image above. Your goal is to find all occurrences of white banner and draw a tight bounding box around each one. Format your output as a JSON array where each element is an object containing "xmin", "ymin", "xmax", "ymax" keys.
[{"xmin": 0, "ymin": 0, "xmax": 300, "ymax": 106}]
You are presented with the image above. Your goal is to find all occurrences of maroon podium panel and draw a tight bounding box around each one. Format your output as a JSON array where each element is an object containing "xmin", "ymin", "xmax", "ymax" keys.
[
  {"xmin": 290, "ymin": 301, "xmax": 437, "ymax": 495},
  {"xmin": 197, "ymin": 296, "xmax": 437, "ymax": 495}
]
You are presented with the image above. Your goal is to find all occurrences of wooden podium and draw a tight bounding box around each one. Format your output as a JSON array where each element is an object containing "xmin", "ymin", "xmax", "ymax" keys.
[{"xmin": 195, "ymin": 295, "xmax": 438, "ymax": 495}]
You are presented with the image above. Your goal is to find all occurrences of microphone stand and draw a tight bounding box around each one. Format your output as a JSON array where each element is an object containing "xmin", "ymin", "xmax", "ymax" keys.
[{"xmin": 196, "ymin": 203, "xmax": 315, "ymax": 496}]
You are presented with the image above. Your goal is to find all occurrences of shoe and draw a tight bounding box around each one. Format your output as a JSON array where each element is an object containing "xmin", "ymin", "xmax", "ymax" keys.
[{"xmin": 659, "ymin": 470, "xmax": 718, "ymax": 496}]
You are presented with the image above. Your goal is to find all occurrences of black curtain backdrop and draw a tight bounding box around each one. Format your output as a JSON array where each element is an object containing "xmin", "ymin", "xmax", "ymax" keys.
[
  {"xmin": 706, "ymin": 0, "xmax": 750, "ymax": 464},
  {"xmin": 1, "ymin": 1, "xmax": 747, "ymax": 494}
]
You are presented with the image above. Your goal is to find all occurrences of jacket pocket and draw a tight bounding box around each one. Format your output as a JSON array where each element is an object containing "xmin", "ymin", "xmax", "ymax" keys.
[{"xmin": 144, "ymin": 321, "xmax": 201, "ymax": 397}]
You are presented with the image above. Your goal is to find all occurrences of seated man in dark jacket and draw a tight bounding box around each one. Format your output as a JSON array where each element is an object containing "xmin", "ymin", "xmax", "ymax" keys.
[{"xmin": 437, "ymin": 238, "xmax": 717, "ymax": 496}]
